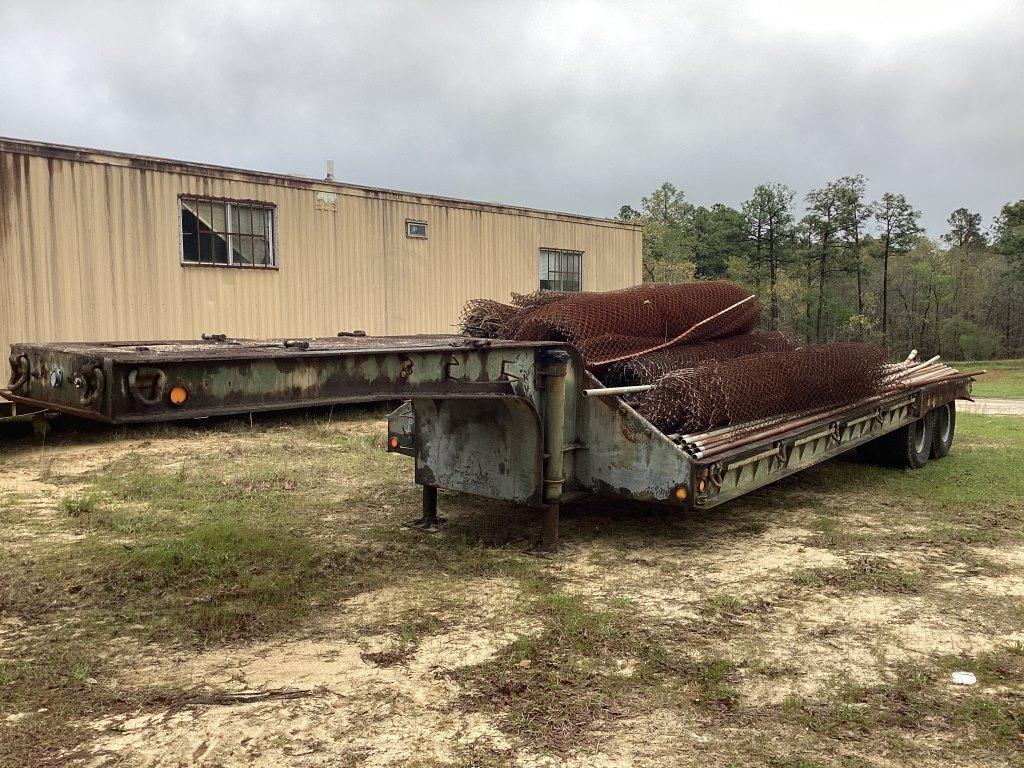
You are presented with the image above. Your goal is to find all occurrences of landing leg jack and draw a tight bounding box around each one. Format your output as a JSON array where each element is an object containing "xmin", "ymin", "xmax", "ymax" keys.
[
  {"xmin": 405, "ymin": 484, "xmax": 445, "ymax": 531},
  {"xmin": 541, "ymin": 503, "xmax": 559, "ymax": 551}
]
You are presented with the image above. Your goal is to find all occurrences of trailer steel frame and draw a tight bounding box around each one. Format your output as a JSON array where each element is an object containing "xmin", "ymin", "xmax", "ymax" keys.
[{"xmin": 4, "ymin": 335, "xmax": 973, "ymax": 546}]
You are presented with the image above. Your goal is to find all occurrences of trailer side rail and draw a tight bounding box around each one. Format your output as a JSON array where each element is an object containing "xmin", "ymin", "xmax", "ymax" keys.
[{"xmin": 689, "ymin": 377, "xmax": 972, "ymax": 507}]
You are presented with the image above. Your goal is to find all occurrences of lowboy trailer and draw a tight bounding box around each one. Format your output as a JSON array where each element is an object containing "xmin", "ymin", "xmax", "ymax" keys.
[{"xmin": 4, "ymin": 335, "xmax": 973, "ymax": 546}]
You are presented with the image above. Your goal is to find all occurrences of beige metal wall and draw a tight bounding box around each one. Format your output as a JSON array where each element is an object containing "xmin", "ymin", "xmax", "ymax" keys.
[{"xmin": 0, "ymin": 144, "xmax": 641, "ymax": 385}]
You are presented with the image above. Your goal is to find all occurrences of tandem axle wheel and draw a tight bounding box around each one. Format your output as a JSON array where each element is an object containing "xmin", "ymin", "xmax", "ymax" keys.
[{"xmin": 859, "ymin": 402, "xmax": 957, "ymax": 469}]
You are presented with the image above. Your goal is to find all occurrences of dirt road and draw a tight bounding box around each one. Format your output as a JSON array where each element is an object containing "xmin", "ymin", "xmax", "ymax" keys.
[{"xmin": 959, "ymin": 397, "xmax": 1024, "ymax": 416}]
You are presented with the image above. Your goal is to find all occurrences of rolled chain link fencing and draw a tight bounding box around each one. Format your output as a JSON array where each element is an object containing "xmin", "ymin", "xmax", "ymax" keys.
[
  {"xmin": 631, "ymin": 343, "xmax": 887, "ymax": 434},
  {"xmin": 459, "ymin": 282, "xmax": 887, "ymax": 435}
]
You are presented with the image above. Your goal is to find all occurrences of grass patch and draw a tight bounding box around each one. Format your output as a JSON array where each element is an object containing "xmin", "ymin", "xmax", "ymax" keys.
[
  {"xmin": 4, "ymin": 440, "xmax": 540, "ymax": 643},
  {"xmin": 792, "ymin": 415, "xmax": 1024, "ymax": 509},
  {"xmin": 454, "ymin": 582, "xmax": 739, "ymax": 753},
  {"xmin": 793, "ymin": 557, "xmax": 921, "ymax": 594},
  {"xmin": 803, "ymin": 514, "xmax": 872, "ymax": 551},
  {"xmin": 781, "ymin": 645, "xmax": 1024, "ymax": 750},
  {"xmin": 0, "ymin": 640, "xmax": 186, "ymax": 767},
  {"xmin": 59, "ymin": 492, "xmax": 102, "ymax": 518},
  {"xmin": 701, "ymin": 592, "xmax": 744, "ymax": 617},
  {"xmin": 948, "ymin": 359, "xmax": 1024, "ymax": 398}
]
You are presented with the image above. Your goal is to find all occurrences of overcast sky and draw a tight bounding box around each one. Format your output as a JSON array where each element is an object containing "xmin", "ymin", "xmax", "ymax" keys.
[{"xmin": 1, "ymin": 0, "xmax": 1022, "ymax": 235}]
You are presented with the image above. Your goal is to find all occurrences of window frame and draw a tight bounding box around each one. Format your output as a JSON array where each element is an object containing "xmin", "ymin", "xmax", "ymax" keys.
[
  {"xmin": 405, "ymin": 219, "xmax": 428, "ymax": 239},
  {"xmin": 178, "ymin": 194, "xmax": 279, "ymax": 270},
  {"xmin": 538, "ymin": 247, "xmax": 584, "ymax": 292}
]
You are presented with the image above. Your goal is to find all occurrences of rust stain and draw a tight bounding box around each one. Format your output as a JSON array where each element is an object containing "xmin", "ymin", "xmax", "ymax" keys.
[{"xmin": 0, "ymin": 151, "xmax": 16, "ymax": 243}]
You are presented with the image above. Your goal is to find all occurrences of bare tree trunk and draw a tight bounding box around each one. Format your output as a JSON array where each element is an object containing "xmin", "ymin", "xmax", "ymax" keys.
[
  {"xmin": 768, "ymin": 234, "xmax": 778, "ymax": 330},
  {"xmin": 854, "ymin": 231, "xmax": 863, "ymax": 316},
  {"xmin": 816, "ymin": 241, "xmax": 827, "ymax": 342},
  {"xmin": 856, "ymin": 264, "xmax": 863, "ymax": 316},
  {"xmin": 881, "ymin": 240, "xmax": 891, "ymax": 337},
  {"xmin": 804, "ymin": 258, "xmax": 813, "ymax": 339},
  {"xmin": 1005, "ymin": 285, "xmax": 1013, "ymax": 349}
]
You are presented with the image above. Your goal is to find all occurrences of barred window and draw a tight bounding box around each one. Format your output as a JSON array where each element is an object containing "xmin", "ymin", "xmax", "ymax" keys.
[
  {"xmin": 180, "ymin": 197, "xmax": 276, "ymax": 268},
  {"xmin": 538, "ymin": 248, "xmax": 583, "ymax": 292}
]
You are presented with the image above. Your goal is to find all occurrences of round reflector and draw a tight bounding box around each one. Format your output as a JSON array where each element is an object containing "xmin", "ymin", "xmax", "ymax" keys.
[
  {"xmin": 169, "ymin": 385, "xmax": 189, "ymax": 406},
  {"xmin": 388, "ymin": 436, "xmax": 400, "ymax": 449}
]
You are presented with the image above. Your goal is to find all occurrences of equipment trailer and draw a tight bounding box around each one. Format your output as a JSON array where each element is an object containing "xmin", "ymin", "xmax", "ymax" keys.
[{"xmin": 4, "ymin": 335, "xmax": 973, "ymax": 546}]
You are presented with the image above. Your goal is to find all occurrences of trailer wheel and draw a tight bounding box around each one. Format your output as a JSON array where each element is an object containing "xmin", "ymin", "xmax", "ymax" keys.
[
  {"xmin": 930, "ymin": 402, "xmax": 956, "ymax": 459},
  {"xmin": 881, "ymin": 414, "xmax": 933, "ymax": 469}
]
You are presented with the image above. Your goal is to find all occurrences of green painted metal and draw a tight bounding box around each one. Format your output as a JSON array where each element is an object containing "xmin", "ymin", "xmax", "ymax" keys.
[
  {"xmin": 4, "ymin": 337, "xmax": 547, "ymax": 423},
  {"xmin": 6, "ymin": 336, "xmax": 971, "ymax": 514},
  {"xmin": 574, "ymin": 372, "xmax": 691, "ymax": 505},
  {"xmin": 689, "ymin": 380, "xmax": 971, "ymax": 508}
]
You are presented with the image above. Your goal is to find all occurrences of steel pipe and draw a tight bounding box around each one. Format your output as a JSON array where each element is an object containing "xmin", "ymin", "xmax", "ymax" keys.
[{"xmin": 582, "ymin": 384, "xmax": 654, "ymax": 397}]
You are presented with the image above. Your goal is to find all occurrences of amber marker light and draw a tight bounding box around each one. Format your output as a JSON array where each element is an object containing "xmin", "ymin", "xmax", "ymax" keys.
[
  {"xmin": 169, "ymin": 385, "xmax": 189, "ymax": 406},
  {"xmin": 673, "ymin": 485, "xmax": 688, "ymax": 502},
  {"xmin": 388, "ymin": 436, "xmax": 400, "ymax": 449}
]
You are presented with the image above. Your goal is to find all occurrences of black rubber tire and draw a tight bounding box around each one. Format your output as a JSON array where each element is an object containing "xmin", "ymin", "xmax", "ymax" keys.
[
  {"xmin": 879, "ymin": 415, "xmax": 933, "ymax": 469},
  {"xmin": 931, "ymin": 402, "xmax": 956, "ymax": 459}
]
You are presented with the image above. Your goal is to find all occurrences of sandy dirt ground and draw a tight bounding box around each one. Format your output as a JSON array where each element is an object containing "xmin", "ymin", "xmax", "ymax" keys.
[{"xmin": 1, "ymin": 411, "xmax": 1022, "ymax": 768}]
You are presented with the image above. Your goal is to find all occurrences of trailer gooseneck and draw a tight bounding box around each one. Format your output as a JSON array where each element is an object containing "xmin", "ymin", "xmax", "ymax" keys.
[{"xmin": 4, "ymin": 335, "xmax": 973, "ymax": 546}]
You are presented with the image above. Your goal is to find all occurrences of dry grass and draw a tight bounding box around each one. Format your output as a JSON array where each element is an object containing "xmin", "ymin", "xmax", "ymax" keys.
[{"xmin": 1, "ymin": 409, "xmax": 1022, "ymax": 766}]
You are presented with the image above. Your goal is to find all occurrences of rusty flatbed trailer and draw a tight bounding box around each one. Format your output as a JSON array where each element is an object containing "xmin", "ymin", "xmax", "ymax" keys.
[{"xmin": 4, "ymin": 336, "xmax": 973, "ymax": 545}]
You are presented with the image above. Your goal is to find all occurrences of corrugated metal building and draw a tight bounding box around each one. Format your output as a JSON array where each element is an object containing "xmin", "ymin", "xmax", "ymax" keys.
[{"xmin": 0, "ymin": 138, "xmax": 642, "ymax": 385}]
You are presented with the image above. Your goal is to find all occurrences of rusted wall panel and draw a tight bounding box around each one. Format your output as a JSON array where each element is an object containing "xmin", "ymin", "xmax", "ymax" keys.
[{"xmin": 0, "ymin": 144, "xmax": 641, "ymax": 384}]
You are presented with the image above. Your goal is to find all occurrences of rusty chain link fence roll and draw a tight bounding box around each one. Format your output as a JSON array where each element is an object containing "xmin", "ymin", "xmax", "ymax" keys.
[
  {"xmin": 632, "ymin": 343, "xmax": 888, "ymax": 434},
  {"xmin": 511, "ymin": 282, "xmax": 760, "ymax": 365},
  {"xmin": 458, "ymin": 299, "xmax": 521, "ymax": 339},
  {"xmin": 459, "ymin": 282, "xmax": 889, "ymax": 438},
  {"xmin": 600, "ymin": 331, "xmax": 794, "ymax": 387}
]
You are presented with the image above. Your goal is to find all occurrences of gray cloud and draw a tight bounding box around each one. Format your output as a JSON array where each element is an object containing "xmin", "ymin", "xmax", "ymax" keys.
[{"xmin": 1, "ymin": 0, "xmax": 1022, "ymax": 234}]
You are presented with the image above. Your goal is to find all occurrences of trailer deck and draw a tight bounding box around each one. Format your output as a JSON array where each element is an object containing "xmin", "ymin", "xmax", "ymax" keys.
[
  {"xmin": 4, "ymin": 336, "xmax": 974, "ymax": 545},
  {"xmin": 4, "ymin": 335, "xmax": 544, "ymax": 422}
]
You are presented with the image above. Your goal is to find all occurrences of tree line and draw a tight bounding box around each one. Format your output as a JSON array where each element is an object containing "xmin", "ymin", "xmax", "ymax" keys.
[{"xmin": 618, "ymin": 181, "xmax": 1024, "ymax": 360}]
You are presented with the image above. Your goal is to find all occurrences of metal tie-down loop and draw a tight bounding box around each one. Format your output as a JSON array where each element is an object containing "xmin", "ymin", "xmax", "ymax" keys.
[
  {"xmin": 708, "ymin": 461, "xmax": 725, "ymax": 491},
  {"xmin": 827, "ymin": 421, "xmax": 843, "ymax": 446},
  {"xmin": 871, "ymin": 407, "xmax": 886, "ymax": 427},
  {"xmin": 774, "ymin": 441, "xmax": 789, "ymax": 467},
  {"xmin": 7, "ymin": 355, "xmax": 30, "ymax": 392},
  {"xmin": 79, "ymin": 367, "xmax": 105, "ymax": 406}
]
